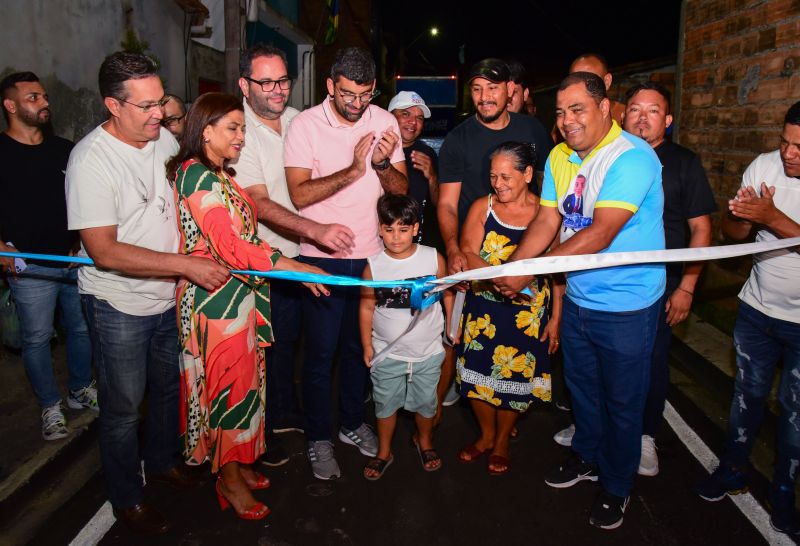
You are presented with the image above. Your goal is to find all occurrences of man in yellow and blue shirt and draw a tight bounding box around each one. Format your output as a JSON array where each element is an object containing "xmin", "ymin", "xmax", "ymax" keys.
[{"xmin": 495, "ymin": 71, "xmax": 664, "ymax": 530}]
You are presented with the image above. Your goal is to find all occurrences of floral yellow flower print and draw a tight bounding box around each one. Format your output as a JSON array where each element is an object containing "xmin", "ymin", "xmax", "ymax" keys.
[
  {"xmin": 467, "ymin": 385, "xmax": 501, "ymax": 406},
  {"xmin": 480, "ymin": 231, "xmax": 517, "ymax": 266},
  {"xmin": 515, "ymin": 307, "xmax": 545, "ymax": 338},
  {"xmin": 532, "ymin": 373, "xmax": 552, "ymax": 402},
  {"xmin": 491, "ymin": 345, "xmax": 533, "ymax": 379},
  {"xmin": 463, "ymin": 313, "xmax": 495, "ymax": 351}
]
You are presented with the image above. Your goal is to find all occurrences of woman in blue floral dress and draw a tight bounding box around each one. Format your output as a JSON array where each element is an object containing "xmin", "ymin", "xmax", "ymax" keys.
[{"xmin": 456, "ymin": 141, "xmax": 563, "ymax": 475}]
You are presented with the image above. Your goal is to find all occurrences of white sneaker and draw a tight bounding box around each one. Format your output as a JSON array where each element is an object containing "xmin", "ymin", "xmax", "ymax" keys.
[
  {"xmin": 638, "ymin": 435, "xmax": 659, "ymax": 476},
  {"xmin": 42, "ymin": 402, "xmax": 69, "ymax": 441},
  {"xmin": 553, "ymin": 424, "xmax": 575, "ymax": 447},
  {"xmin": 68, "ymin": 380, "xmax": 99, "ymax": 411}
]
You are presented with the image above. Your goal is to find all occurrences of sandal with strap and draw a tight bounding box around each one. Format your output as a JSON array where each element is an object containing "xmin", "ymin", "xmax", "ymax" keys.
[
  {"xmin": 457, "ymin": 444, "xmax": 491, "ymax": 463},
  {"xmin": 363, "ymin": 455, "xmax": 394, "ymax": 481},
  {"xmin": 414, "ymin": 442, "xmax": 442, "ymax": 472},
  {"xmin": 487, "ymin": 453, "xmax": 511, "ymax": 476}
]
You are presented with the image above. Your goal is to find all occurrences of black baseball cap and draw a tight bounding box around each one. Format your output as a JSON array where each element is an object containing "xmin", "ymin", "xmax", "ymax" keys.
[{"xmin": 468, "ymin": 58, "xmax": 511, "ymax": 84}]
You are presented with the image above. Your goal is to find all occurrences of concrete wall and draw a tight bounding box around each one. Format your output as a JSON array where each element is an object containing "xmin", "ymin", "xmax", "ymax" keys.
[
  {"xmin": 677, "ymin": 0, "xmax": 800, "ymax": 215},
  {"xmin": 0, "ymin": 0, "xmax": 191, "ymax": 141}
]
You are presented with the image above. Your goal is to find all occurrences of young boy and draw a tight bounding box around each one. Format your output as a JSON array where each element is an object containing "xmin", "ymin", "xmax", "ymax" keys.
[{"xmin": 359, "ymin": 194, "xmax": 452, "ymax": 480}]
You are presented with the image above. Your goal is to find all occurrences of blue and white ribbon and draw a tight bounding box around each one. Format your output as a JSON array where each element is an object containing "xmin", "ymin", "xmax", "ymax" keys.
[{"xmin": 3, "ymin": 236, "xmax": 799, "ymax": 310}]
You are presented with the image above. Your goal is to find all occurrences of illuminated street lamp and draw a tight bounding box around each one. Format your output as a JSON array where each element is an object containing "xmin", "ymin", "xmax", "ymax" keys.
[{"xmin": 407, "ymin": 26, "xmax": 439, "ymax": 49}]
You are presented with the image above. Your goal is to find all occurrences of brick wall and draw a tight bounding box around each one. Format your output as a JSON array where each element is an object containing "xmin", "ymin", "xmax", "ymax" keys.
[{"xmin": 678, "ymin": 0, "xmax": 800, "ymax": 224}]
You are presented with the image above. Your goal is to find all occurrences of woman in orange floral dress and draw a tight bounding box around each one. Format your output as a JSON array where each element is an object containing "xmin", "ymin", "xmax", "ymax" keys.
[{"xmin": 166, "ymin": 93, "xmax": 326, "ymax": 520}]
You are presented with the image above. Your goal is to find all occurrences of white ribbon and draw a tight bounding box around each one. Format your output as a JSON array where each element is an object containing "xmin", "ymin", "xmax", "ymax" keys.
[{"xmin": 429, "ymin": 236, "xmax": 800, "ymax": 293}]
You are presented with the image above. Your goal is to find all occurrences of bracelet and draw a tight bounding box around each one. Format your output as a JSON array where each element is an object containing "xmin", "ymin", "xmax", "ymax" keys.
[{"xmin": 676, "ymin": 286, "xmax": 694, "ymax": 296}]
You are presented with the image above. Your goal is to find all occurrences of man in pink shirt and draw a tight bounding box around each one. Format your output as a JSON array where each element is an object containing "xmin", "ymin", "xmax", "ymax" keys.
[{"xmin": 284, "ymin": 46, "xmax": 407, "ymax": 480}]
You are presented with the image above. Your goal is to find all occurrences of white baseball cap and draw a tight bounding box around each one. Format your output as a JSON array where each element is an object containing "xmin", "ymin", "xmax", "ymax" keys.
[{"xmin": 387, "ymin": 91, "xmax": 431, "ymax": 118}]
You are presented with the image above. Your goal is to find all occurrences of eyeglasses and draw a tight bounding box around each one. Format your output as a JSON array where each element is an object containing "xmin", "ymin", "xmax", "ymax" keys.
[
  {"xmin": 117, "ymin": 96, "xmax": 170, "ymax": 114},
  {"xmin": 162, "ymin": 115, "xmax": 185, "ymax": 127},
  {"xmin": 244, "ymin": 77, "xmax": 293, "ymax": 92},
  {"xmin": 336, "ymin": 88, "xmax": 380, "ymax": 104}
]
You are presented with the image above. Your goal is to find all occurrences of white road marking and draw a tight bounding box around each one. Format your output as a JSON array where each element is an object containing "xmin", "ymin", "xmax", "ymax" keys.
[
  {"xmin": 68, "ymin": 501, "xmax": 114, "ymax": 546},
  {"xmin": 664, "ymin": 401, "xmax": 794, "ymax": 546}
]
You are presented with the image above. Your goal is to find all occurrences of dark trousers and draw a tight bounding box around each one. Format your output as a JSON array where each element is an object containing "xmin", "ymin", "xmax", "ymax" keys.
[
  {"xmin": 722, "ymin": 302, "xmax": 800, "ymax": 488},
  {"xmin": 563, "ymin": 297, "xmax": 660, "ymax": 498},
  {"xmin": 82, "ymin": 295, "xmax": 180, "ymax": 509},
  {"xmin": 264, "ymin": 278, "xmax": 303, "ymax": 431},
  {"xmin": 297, "ymin": 256, "xmax": 368, "ymax": 442}
]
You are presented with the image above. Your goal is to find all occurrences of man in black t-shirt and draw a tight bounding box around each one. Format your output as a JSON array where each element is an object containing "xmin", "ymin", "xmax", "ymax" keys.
[
  {"xmin": 388, "ymin": 90, "xmax": 442, "ymax": 249},
  {"xmin": 436, "ymin": 58, "xmax": 553, "ymax": 415},
  {"xmin": 0, "ymin": 72, "xmax": 96, "ymax": 441},
  {"xmin": 623, "ymin": 81, "xmax": 716, "ymax": 476}
]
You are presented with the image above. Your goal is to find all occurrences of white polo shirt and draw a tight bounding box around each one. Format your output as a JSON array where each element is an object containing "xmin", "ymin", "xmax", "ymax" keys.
[
  {"xmin": 231, "ymin": 101, "xmax": 300, "ymax": 257},
  {"xmin": 66, "ymin": 125, "xmax": 180, "ymax": 316}
]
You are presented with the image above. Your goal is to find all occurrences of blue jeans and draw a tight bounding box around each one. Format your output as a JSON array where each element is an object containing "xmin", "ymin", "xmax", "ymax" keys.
[
  {"xmin": 562, "ymin": 297, "xmax": 659, "ymax": 498},
  {"xmin": 298, "ymin": 256, "xmax": 368, "ymax": 442},
  {"xmin": 265, "ymin": 278, "xmax": 303, "ymax": 431},
  {"xmin": 722, "ymin": 301, "xmax": 800, "ymax": 488},
  {"xmin": 82, "ymin": 295, "xmax": 181, "ymax": 509},
  {"xmin": 8, "ymin": 264, "xmax": 92, "ymax": 408}
]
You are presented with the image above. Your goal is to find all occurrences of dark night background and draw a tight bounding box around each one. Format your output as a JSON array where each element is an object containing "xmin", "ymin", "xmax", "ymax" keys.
[{"xmin": 378, "ymin": 1, "xmax": 683, "ymax": 87}]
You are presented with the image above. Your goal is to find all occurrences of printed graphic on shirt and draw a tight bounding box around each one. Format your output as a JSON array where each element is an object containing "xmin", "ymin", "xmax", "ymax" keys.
[{"xmin": 374, "ymin": 275, "xmax": 426, "ymax": 309}]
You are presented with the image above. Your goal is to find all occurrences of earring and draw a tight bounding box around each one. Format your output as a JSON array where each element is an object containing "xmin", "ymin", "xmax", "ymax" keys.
[{"xmin": 203, "ymin": 138, "xmax": 210, "ymax": 143}]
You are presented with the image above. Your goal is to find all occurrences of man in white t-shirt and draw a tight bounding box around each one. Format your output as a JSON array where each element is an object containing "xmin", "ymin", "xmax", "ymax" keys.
[
  {"xmin": 695, "ymin": 101, "xmax": 800, "ymax": 537},
  {"xmin": 65, "ymin": 52, "xmax": 229, "ymax": 535},
  {"xmin": 231, "ymin": 43, "xmax": 356, "ymax": 467}
]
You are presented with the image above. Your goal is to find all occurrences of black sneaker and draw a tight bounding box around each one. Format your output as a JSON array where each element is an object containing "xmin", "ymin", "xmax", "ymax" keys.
[
  {"xmin": 769, "ymin": 484, "xmax": 800, "ymax": 536},
  {"xmin": 694, "ymin": 463, "xmax": 748, "ymax": 501},
  {"xmin": 589, "ymin": 489, "xmax": 629, "ymax": 530},
  {"xmin": 260, "ymin": 435, "xmax": 290, "ymax": 467},
  {"xmin": 544, "ymin": 452, "xmax": 598, "ymax": 488}
]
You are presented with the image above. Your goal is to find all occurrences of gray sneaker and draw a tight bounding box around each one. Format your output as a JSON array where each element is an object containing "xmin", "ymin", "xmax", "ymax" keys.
[
  {"xmin": 42, "ymin": 402, "xmax": 69, "ymax": 441},
  {"xmin": 553, "ymin": 424, "xmax": 575, "ymax": 447},
  {"xmin": 68, "ymin": 380, "xmax": 99, "ymax": 411},
  {"xmin": 307, "ymin": 440, "xmax": 341, "ymax": 480},
  {"xmin": 442, "ymin": 382, "xmax": 460, "ymax": 407},
  {"xmin": 338, "ymin": 424, "xmax": 379, "ymax": 457}
]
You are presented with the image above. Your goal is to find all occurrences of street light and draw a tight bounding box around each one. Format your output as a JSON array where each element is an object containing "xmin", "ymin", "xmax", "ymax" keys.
[{"xmin": 407, "ymin": 26, "xmax": 439, "ymax": 49}]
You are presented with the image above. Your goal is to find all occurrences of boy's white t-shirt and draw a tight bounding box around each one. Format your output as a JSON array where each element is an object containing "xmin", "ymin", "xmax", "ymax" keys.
[
  {"xmin": 367, "ymin": 244, "xmax": 444, "ymax": 362},
  {"xmin": 66, "ymin": 125, "xmax": 180, "ymax": 316}
]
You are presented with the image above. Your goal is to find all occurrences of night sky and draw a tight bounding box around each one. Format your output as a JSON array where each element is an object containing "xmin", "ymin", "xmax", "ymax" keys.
[{"xmin": 378, "ymin": 1, "xmax": 683, "ymax": 88}]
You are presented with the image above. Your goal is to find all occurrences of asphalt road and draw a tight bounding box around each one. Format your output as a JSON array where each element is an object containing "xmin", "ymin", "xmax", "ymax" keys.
[{"xmin": 30, "ymin": 390, "xmax": 777, "ymax": 546}]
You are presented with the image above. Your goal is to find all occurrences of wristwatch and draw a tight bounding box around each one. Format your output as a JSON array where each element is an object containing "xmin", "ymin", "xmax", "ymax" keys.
[{"xmin": 371, "ymin": 158, "xmax": 391, "ymax": 171}]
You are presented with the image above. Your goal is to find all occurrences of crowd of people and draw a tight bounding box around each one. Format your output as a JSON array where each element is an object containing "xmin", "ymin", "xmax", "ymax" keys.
[{"xmin": 0, "ymin": 41, "xmax": 798, "ymax": 536}]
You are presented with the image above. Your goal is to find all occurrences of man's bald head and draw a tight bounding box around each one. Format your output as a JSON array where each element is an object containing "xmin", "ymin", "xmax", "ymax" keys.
[{"xmin": 570, "ymin": 53, "xmax": 612, "ymax": 91}]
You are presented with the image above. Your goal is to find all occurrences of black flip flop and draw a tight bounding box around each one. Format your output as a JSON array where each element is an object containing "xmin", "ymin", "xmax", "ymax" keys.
[
  {"xmin": 363, "ymin": 455, "xmax": 393, "ymax": 481},
  {"xmin": 415, "ymin": 441, "xmax": 442, "ymax": 472}
]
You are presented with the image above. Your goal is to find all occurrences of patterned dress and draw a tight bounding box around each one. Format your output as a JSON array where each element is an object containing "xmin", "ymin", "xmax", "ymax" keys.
[
  {"xmin": 457, "ymin": 195, "xmax": 552, "ymax": 411},
  {"xmin": 173, "ymin": 159, "xmax": 281, "ymax": 472}
]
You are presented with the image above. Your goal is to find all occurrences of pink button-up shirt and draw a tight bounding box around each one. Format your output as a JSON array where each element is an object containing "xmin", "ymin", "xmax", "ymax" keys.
[{"xmin": 283, "ymin": 98, "xmax": 404, "ymax": 258}]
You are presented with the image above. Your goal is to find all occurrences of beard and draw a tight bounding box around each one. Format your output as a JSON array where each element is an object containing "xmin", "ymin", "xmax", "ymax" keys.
[
  {"xmin": 334, "ymin": 98, "xmax": 367, "ymax": 122},
  {"xmin": 475, "ymin": 101, "xmax": 504, "ymax": 124},
  {"xmin": 248, "ymin": 92, "xmax": 287, "ymax": 120},
  {"xmin": 18, "ymin": 106, "xmax": 50, "ymax": 127}
]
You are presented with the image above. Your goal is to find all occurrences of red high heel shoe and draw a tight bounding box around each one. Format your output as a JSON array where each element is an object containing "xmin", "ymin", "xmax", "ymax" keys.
[
  {"xmin": 243, "ymin": 472, "xmax": 270, "ymax": 490},
  {"xmin": 215, "ymin": 478, "xmax": 270, "ymax": 520}
]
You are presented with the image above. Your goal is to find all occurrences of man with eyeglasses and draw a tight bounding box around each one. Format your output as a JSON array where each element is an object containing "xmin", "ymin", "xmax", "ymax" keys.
[
  {"xmin": 284, "ymin": 46, "xmax": 407, "ymax": 480},
  {"xmin": 65, "ymin": 51, "xmax": 229, "ymax": 534},
  {"xmin": 231, "ymin": 43, "xmax": 358, "ymax": 468},
  {"xmin": 160, "ymin": 94, "xmax": 186, "ymax": 138}
]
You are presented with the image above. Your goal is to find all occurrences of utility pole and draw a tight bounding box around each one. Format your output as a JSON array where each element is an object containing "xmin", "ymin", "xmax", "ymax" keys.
[{"xmin": 224, "ymin": 0, "xmax": 240, "ymax": 94}]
